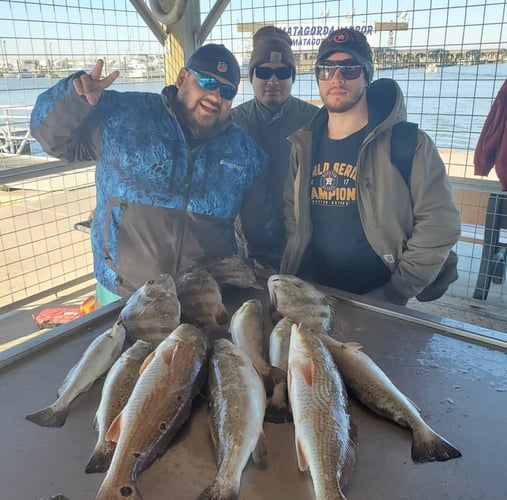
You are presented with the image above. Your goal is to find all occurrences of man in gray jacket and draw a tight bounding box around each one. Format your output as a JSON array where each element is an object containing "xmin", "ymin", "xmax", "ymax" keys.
[
  {"xmin": 231, "ymin": 26, "xmax": 318, "ymax": 270},
  {"xmin": 281, "ymin": 28, "xmax": 461, "ymax": 305}
]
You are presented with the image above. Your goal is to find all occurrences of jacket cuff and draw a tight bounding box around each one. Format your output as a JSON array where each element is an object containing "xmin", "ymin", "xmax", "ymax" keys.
[{"xmin": 383, "ymin": 281, "xmax": 410, "ymax": 306}]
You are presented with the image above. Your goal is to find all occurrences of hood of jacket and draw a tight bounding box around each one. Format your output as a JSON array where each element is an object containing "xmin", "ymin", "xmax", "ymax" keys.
[{"xmin": 289, "ymin": 78, "xmax": 408, "ymax": 146}]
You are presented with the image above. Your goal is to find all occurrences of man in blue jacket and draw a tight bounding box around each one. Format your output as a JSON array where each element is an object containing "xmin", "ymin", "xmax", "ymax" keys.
[{"xmin": 31, "ymin": 44, "xmax": 267, "ymax": 305}]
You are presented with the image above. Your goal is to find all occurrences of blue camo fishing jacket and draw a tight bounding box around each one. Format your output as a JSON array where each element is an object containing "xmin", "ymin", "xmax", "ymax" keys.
[{"xmin": 30, "ymin": 74, "xmax": 268, "ymax": 296}]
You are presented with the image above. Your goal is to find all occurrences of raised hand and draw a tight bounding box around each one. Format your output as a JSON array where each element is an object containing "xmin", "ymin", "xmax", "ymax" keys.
[{"xmin": 73, "ymin": 59, "xmax": 120, "ymax": 106}]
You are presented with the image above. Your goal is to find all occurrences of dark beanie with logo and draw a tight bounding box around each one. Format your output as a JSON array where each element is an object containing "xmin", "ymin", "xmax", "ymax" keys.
[
  {"xmin": 187, "ymin": 43, "xmax": 241, "ymax": 89},
  {"xmin": 248, "ymin": 26, "xmax": 296, "ymax": 82},
  {"xmin": 317, "ymin": 28, "xmax": 374, "ymax": 83}
]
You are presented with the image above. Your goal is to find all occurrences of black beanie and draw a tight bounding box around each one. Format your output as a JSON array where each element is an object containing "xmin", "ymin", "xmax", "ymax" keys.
[
  {"xmin": 248, "ymin": 26, "xmax": 296, "ymax": 82},
  {"xmin": 187, "ymin": 43, "xmax": 241, "ymax": 89}
]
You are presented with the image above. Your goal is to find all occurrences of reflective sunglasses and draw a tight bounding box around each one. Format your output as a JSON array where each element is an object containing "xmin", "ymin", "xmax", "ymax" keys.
[
  {"xmin": 187, "ymin": 68, "xmax": 237, "ymax": 100},
  {"xmin": 315, "ymin": 62, "xmax": 364, "ymax": 81},
  {"xmin": 254, "ymin": 66, "xmax": 293, "ymax": 80}
]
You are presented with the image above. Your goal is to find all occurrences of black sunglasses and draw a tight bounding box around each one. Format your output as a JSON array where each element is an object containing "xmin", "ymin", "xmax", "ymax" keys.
[
  {"xmin": 187, "ymin": 68, "xmax": 237, "ymax": 100},
  {"xmin": 315, "ymin": 63, "xmax": 364, "ymax": 81},
  {"xmin": 254, "ymin": 66, "xmax": 293, "ymax": 80}
]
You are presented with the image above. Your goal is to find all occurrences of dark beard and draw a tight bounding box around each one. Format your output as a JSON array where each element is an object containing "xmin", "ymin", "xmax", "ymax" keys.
[{"xmin": 173, "ymin": 98, "xmax": 227, "ymax": 140}]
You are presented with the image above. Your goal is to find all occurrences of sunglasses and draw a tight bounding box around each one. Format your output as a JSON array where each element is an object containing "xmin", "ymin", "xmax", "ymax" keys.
[
  {"xmin": 187, "ymin": 68, "xmax": 237, "ymax": 100},
  {"xmin": 315, "ymin": 63, "xmax": 364, "ymax": 81},
  {"xmin": 254, "ymin": 66, "xmax": 293, "ymax": 80}
]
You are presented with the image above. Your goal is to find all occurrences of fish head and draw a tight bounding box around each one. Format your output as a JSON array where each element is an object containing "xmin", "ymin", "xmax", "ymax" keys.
[
  {"xmin": 268, "ymin": 274, "xmax": 310, "ymax": 304},
  {"xmin": 288, "ymin": 323, "xmax": 315, "ymax": 361},
  {"xmin": 140, "ymin": 274, "xmax": 177, "ymax": 300},
  {"xmin": 124, "ymin": 339, "xmax": 153, "ymax": 361}
]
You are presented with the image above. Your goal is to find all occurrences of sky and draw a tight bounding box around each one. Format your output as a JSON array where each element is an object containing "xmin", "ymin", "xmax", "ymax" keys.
[{"xmin": 0, "ymin": 0, "xmax": 506, "ymax": 62}]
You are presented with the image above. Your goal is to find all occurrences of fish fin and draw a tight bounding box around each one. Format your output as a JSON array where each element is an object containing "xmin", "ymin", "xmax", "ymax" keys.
[
  {"xmin": 105, "ymin": 413, "xmax": 122, "ymax": 442},
  {"xmin": 300, "ymin": 358, "xmax": 315, "ymax": 386},
  {"xmin": 340, "ymin": 418, "xmax": 359, "ymax": 488},
  {"xmin": 343, "ymin": 341, "xmax": 363, "ymax": 351},
  {"xmin": 251, "ymin": 430, "xmax": 268, "ymax": 464},
  {"xmin": 411, "ymin": 428, "xmax": 462, "ymax": 463},
  {"xmin": 295, "ymin": 437, "xmax": 309, "ymax": 471},
  {"xmin": 25, "ymin": 404, "xmax": 68, "ymax": 428},
  {"xmin": 57, "ymin": 363, "xmax": 79, "ymax": 397},
  {"xmin": 161, "ymin": 343, "xmax": 179, "ymax": 365},
  {"xmin": 85, "ymin": 441, "xmax": 116, "ymax": 473},
  {"xmin": 139, "ymin": 350, "xmax": 156, "ymax": 373}
]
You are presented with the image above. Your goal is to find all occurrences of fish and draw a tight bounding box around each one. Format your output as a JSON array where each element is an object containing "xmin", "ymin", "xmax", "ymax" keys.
[
  {"xmin": 176, "ymin": 266, "xmax": 229, "ymax": 334},
  {"xmin": 287, "ymin": 323, "xmax": 357, "ymax": 500},
  {"xmin": 320, "ymin": 335, "xmax": 462, "ymax": 463},
  {"xmin": 268, "ymin": 317, "xmax": 294, "ymax": 420},
  {"xmin": 120, "ymin": 273, "xmax": 181, "ymax": 347},
  {"xmin": 269, "ymin": 316, "xmax": 294, "ymax": 372},
  {"xmin": 229, "ymin": 299, "xmax": 289, "ymax": 423},
  {"xmin": 204, "ymin": 255, "xmax": 263, "ymax": 290},
  {"xmin": 197, "ymin": 338, "xmax": 267, "ymax": 500},
  {"xmin": 267, "ymin": 274, "xmax": 334, "ymax": 334},
  {"xmin": 85, "ymin": 339, "xmax": 152, "ymax": 474},
  {"xmin": 25, "ymin": 321, "xmax": 126, "ymax": 428},
  {"xmin": 95, "ymin": 323, "xmax": 208, "ymax": 500}
]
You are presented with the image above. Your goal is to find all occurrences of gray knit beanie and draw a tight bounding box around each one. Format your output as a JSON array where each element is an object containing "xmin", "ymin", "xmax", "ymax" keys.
[{"xmin": 248, "ymin": 26, "xmax": 296, "ymax": 82}]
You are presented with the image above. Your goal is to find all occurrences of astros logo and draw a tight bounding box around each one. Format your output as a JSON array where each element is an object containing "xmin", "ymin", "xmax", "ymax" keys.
[{"xmin": 320, "ymin": 170, "xmax": 338, "ymax": 191}]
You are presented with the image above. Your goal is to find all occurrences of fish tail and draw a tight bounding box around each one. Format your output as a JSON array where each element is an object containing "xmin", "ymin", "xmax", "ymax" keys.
[
  {"xmin": 25, "ymin": 404, "xmax": 68, "ymax": 428},
  {"xmin": 85, "ymin": 441, "xmax": 116, "ymax": 473},
  {"xmin": 196, "ymin": 478, "xmax": 238, "ymax": 500},
  {"xmin": 412, "ymin": 428, "xmax": 462, "ymax": 463}
]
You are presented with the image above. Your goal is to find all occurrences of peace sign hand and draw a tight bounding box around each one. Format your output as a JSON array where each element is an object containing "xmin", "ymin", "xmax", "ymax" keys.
[{"xmin": 73, "ymin": 59, "xmax": 120, "ymax": 106}]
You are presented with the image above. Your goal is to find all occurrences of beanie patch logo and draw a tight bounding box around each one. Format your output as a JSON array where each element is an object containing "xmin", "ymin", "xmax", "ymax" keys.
[
  {"xmin": 217, "ymin": 61, "xmax": 228, "ymax": 73},
  {"xmin": 269, "ymin": 51, "xmax": 283, "ymax": 64}
]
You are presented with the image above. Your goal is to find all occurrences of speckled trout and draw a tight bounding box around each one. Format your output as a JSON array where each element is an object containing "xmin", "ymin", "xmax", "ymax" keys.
[
  {"xmin": 197, "ymin": 338, "xmax": 267, "ymax": 500},
  {"xmin": 86, "ymin": 339, "xmax": 152, "ymax": 473},
  {"xmin": 95, "ymin": 324, "xmax": 208, "ymax": 500},
  {"xmin": 268, "ymin": 317, "xmax": 294, "ymax": 420},
  {"xmin": 320, "ymin": 336, "xmax": 462, "ymax": 463},
  {"xmin": 288, "ymin": 324, "xmax": 357, "ymax": 500},
  {"xmin": 267, "ymin": 274, "xmax": 334, "ymax": 333},
  {"xmin": 25, "ymin": 321, "xmax": 126, "ymax": 428},
  {"xmin": 120, "ymin": 273, "xmax": 181, "ymax": 347},
  {"xmin": 229, "ymin": 299, "xmax": 289, "ymax": 423}
]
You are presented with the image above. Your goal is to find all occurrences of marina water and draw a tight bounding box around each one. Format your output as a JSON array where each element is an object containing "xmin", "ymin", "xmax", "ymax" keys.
[{"xmin": 1, "ymin": 62, "xmax": 506, "ymax": 155}]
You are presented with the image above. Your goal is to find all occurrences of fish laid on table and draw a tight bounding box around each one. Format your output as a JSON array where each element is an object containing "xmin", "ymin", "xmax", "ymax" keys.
[
  {"xmin": 176, "ymin": 266, "xmax": 229, "ymax": 334},
  {"xmin": 95, "ymin": 324, "xmax": 208, "ymax": 500},
  {"xmin": 268, "ymin": 316, "xmax": 294, "ymax": 419},
  {"xmin": 86, "ymin": 339, "xmax": 152, "ymax": 474},
  {"xmin": 229, "ymin": 299, "xmax": 289, "ymax": 422},
  {"xmin": 267, "ymin": 274, "xmax": 334, "ymax": 334},
  {"xmin": 197, "ymin": 338, "xmax": 267, "ymax": 500},
  {"xmin": 320, "ymin": 335, "xmax": 462, "ymax": 463},
  {"xmin": 120, "ymin": 273, "xmax": 181, "ymax": 347},
  {"xmin": 288, "ymin": 324, "xmax": 357, "ymax": 500},
  {"xmin": 204, "ymin": 255, "xmax": 263, "ymax": 290},
  {"xmin": 25, "ymin": 321, "xmax": 126, "ymax": 428}
]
